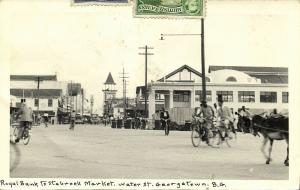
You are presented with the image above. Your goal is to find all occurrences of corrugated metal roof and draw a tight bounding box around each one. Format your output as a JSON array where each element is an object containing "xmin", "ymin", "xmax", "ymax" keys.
[
  {"xmin": 10, "ymin": 75, "xmax": 57, "ymax": 81},
  {"xmin": 208, "ymin": 65, "xmax": 288, "ymax": 84},
  {"xmin": 208, "ymin": 65, "xmax": 288, "ymax": 74}
]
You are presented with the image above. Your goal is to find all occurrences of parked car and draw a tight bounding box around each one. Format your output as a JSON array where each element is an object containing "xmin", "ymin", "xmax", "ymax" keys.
[
  {"xmin": 91, "ymin": 114, "xmax": 100, "ymax": 125},
  {"xmin": 75, "ymin": 114, "xmax": 84, "ymax": 124}
]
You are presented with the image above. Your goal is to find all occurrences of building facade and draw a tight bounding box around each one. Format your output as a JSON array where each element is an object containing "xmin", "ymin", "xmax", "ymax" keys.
[
  {"xmin": 10, "ymin": 75, "xmax": 68, "ymax": 118},
  {"xmin": 146, "ymin": 65, "xmax": 288, "ymax": 124}
]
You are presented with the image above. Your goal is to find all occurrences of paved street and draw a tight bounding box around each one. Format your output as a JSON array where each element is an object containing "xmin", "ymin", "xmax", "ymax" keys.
[{"xmin": 10, "ymin": 124, "xmax": 288, "ymax": 179}]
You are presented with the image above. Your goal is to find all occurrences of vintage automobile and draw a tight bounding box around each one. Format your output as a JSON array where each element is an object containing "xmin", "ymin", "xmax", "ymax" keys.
[
  {"xmin": 75, "ymin": 113, "xmax": 84, "ymax": 124},
  {"xmin": 90, "ymin": 114, "xmax": 100, "ymax": 125}
]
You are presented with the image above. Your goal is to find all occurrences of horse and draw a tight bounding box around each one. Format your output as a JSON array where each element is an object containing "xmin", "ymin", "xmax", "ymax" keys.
[{"xmin": 251, "ymin": 114, "xmax": 289, "ymax": 166}]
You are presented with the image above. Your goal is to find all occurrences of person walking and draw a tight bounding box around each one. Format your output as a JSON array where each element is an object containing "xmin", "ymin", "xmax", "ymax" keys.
[
  {"xmin": 43, "ymin": 113, "xmax": 49, "ymax": 128},
  {"xmin": 69, "ymin": 110, "xmax": 76, "ymax": 130}
]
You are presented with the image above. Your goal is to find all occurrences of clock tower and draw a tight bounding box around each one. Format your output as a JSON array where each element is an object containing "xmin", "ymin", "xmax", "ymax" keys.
[{"xmin": 102, "ymin": 72, "xmax": 117, "ymax": 116}]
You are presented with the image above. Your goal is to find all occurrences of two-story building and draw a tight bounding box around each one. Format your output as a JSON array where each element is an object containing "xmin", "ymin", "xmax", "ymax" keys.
[
  {"xmin": 144, "ymin": 65, "xmax": 288, "ymax": 124},
  {"xmin": 10, "ymin": 74, "xmax": 68, "ymax": 119}
]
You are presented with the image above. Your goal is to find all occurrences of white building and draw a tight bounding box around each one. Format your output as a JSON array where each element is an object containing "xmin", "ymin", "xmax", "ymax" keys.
[
  {"xmin": 146, "ymin": 65, "xmax": 288, "ymax": 124},
  {"xmin": 10, "ymin": 75, "xmax": 68, "ymax": 118}
]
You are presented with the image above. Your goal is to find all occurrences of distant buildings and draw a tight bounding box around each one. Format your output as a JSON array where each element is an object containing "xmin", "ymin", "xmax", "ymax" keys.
[
  {"xmin": 139, "ymin": 65, "xmax": 288, "ymax": 124},
  {"xmin": 10, "ymin": 74, "xmax": 87, "ymax": 122}
]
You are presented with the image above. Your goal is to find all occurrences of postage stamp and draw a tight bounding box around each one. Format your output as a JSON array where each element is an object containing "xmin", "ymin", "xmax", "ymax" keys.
[
  {"xmin": 72, "ymin": 0, "xmax": 130, "ymax": 6},
  {"xmin": 134, "ymin": 0, "xmax": 205, "ymax": 18}
]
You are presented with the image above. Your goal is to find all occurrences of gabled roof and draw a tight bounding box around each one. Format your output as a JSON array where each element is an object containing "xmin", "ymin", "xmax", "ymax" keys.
[
  {"xmin": 208, "ymin": 65, "xmax": 288, "ymax": 84},
  {"xmin": 157, "ymin": 64, "xmax": 209, "ymax": 82},
  {"xmin": 104, "ymin": 72, "xmax": 116, "ymax": 85},
  {"xmin": 208, "ymin": 66, "xmax": 288, "ymax": 74},
  {"xmin": 10, "ymin": 75, "xmax": 57, "ymax": 81}
]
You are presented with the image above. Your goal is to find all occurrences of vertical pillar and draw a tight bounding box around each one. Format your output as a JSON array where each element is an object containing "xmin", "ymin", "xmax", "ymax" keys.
[
  {"xmin": 148, "ymin": 88, "xmax": 156, "ymax": 119},
  {"xmin": 190, "ymin": 89, "xmax": 195, "ymax": 108},
  {"xmin": 255, "ymin": 91, "xmax": 260, "ymax": 104},
  {"xmin": 169, "ymin": 90, "xmax": 174, "ymax": 109}
]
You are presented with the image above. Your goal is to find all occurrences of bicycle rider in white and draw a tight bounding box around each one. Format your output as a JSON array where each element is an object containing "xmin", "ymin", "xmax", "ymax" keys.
[
  {"xmin": 15, "ymin": 102, "xmax": 32, "ymax": 143},
  {"xmin": 216, "ymin": 95, "xmax": 234, "ymax": 141},
  {"xmin": 194, "ymin": 100, "xmax": 215, "ymax": 145}
]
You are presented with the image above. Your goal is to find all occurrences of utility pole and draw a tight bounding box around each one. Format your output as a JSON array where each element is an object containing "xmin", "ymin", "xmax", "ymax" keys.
[
  {"xmin": 119, "ymin": 68, "xmax": 129, "ymax": 118},
  {"xmin": 37, "ymin": 76, "xmax": 40, "ymax": 118},
  {"xmin": 81, "ymin": 88, "xmax": 84, "ymax": 116},
  {"xmin": 201, "ymin": 18, "xmax": 206, "ymax": 103},
  {"xmin": 139, "ymin": 45, "xmax": 154, "ymax": 118},
  {"xmin": 90, "ymin": 95, "xmax": 94, "ymax": 115}
]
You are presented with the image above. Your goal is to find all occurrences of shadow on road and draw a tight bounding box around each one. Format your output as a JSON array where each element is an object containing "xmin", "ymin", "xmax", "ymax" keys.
[{"xmin": 10, "ymin": 141, "xmax": 21, "ymax": 173}]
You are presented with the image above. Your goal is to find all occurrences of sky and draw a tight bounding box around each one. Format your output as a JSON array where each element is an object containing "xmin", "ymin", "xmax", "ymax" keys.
[{"xmin": 1, "ymin": 0, "xmax": 300, "ymax": 114}]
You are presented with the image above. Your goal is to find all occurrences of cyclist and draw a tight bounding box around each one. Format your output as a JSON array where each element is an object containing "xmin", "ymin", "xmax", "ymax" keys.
[
  {"xmin": 160, "ymin": 107, "xmax": 170, "ymax": 136},
  {"xmin": 15, "ymin": 102, "xmax": 32, "ymax": 143},
  {"xmin": 69, "ymin": 110, "xmax": 76, "ymax": 130},
  {"xmin": 238, "ymin": 106, "xmax": 252, "ymax": 132},
  {"xmin": 193, "ymin": 100, "xmax": 215, "ymax": 145},
  {"xmin": 216, "ymin": 95, "xmax": 234, "ymax": 141}
]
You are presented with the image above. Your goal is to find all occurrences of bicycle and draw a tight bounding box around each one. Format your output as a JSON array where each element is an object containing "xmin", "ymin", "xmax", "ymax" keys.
[
  {"xmin": 217, "ymin": 119, "xmax": 237, "ymax": 147},
  {"xmin": 12, "ymin": 122, "xmax": 31, "ymax": 145},
  {"xmin": 191, "ymin": 116, "xmax": 220, "ymax": 147},
  {"xmin": 161, "ymin": 118, "xmax": 170, "ymax": 136}
]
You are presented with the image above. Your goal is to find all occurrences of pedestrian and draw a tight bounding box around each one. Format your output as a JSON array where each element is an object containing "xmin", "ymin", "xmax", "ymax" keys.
[
  {"xmin": 69, "ymin": 110, "xmax": 76, "ymax": 130},
  {"xmin": 43, "ymin": 113, "xmax": 49, "ymax": 128}
]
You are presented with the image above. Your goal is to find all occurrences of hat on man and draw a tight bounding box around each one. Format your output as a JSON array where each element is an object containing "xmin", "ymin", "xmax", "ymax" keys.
[
  {"xmin": 217, "ymin": 94, "xmax": 223, "ymax": 103},
  {"xmin": 201, "ymin": 100, "xmax": 207, "ymax": 104}
]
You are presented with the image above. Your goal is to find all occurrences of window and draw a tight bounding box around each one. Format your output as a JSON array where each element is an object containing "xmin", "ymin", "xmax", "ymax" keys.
[
  {"xmin": 34, "ymin": 99, "xmax": 39, "ymax": 107},
  {"xmin": 195, "ymin": 90, "xmax": 212, "ymax": 102},
  {"xmin": 173, "ymin": 91, "xmax": 190, "ymax": 102},
  {"xmin": 260, "ymin": 91, "xmax": 277, "ymax": 103},
  {"xmin": 216, "ymin": 91, "xmax": 233, "ymax": 102},
  {"xmin": 155, "ymin": 93, "xmax": 164, "ymax": 100},
  {"xmin": 48, "ymin": 99, "xmax": 53, "ymax": 107},
  {"xmin": 226, "ymin": 76, "xmax": 237, "ymax": 82},
  {"xmin": 282, "ymin": 92, "xmax": 288, "ymax": 103},
  {"xmin": 238, "ymin": 91, "xmax": 255, "ymax": 102},
  {"xmin": 21, "ymin": 98, "xmax": 26, "ymax": 103}
]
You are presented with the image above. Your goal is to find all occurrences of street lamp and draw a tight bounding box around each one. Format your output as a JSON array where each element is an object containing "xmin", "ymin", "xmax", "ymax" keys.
[{"xmin": 160, "ymin": 18, "xmax": 207, "ymax": 103}]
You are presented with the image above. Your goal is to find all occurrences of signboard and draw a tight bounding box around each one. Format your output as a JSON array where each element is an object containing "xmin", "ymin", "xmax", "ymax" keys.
[{"xmin": 135, "ymin": 0, "xmax": 205, "ymax": 18}]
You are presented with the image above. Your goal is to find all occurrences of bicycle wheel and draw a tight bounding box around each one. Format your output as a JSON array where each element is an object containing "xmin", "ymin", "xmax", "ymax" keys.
[
  {"xmin": 208, "ymin": 129, "xmax": 221, "ymax": 146},
  {"xmin": 12, "ymin": 127, "xmax": 18, "ymax": 143},
  {"xmin": 23, "ymin": 129, "xmax": 30, "ymax": 145},
  {"xmin": 191, "ymin": 124, "xmax": 202, "ymax": 147}
]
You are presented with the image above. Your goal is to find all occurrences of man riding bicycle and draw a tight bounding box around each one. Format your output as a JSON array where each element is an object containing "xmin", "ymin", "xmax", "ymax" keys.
[
  {"xmin": 193, "ymin": 100, "xmax": 215, "ymax": 145},
  {"xmin": 216, "ymin": 95, "xmax": 234, "ymax": 141},
  {"xmin": 15, "ymin": 102, "xmax": 32, "ymax": 143},
  {"xmin": 160, "ymin": 107, "xmax": 170, "ymax": 136}
]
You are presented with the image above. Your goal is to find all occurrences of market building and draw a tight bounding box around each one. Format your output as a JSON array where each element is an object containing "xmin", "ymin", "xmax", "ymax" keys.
[{"xmin": 144, "ymin": 65, "xmax": 288, "ymax": 124}]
